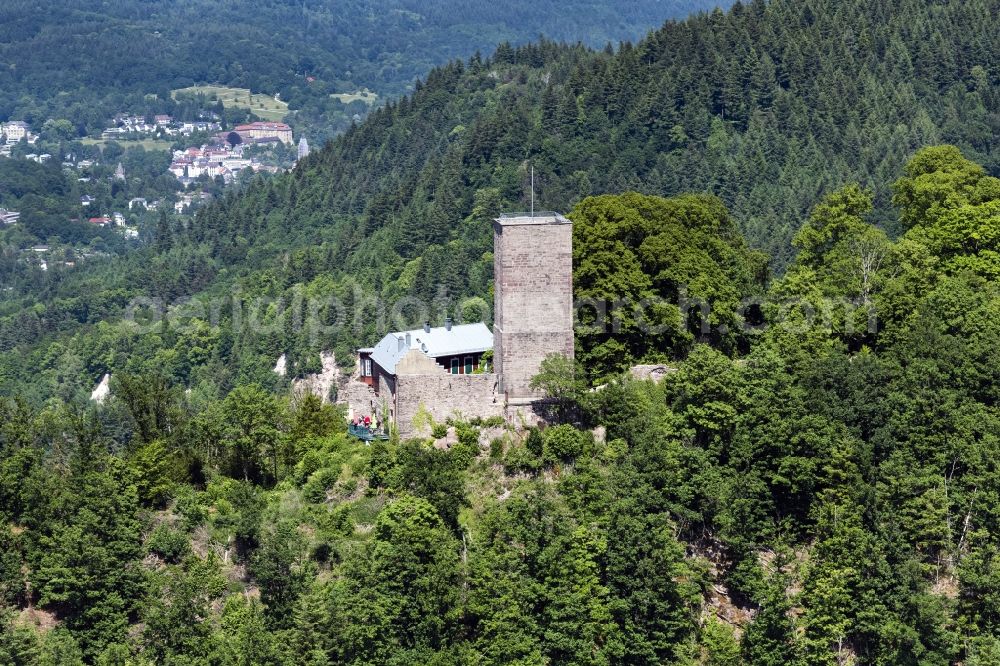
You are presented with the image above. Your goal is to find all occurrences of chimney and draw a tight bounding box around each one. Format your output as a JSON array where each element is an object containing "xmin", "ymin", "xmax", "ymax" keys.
[
  {"xmin": 397, "ymin": 336, "xmax": 405, "ymax": 352},
  {"xmin": 445, "ymin": 317, "xmax": 453, "ymax": 331},
  {"xmin": 424, "ymin": 321, "xmax": 431, "ymax": 333},
  {"xmin": 405, "ymin": 332, "xmax": 412, "ymax": 347}
]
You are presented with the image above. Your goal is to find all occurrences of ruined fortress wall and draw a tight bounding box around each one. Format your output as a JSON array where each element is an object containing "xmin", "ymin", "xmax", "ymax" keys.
[
  {"xmin": 493, "ymin": 217, "xmax": 574, "ymax": 403},
  {"xmin": 339, "ymin": 380, "xmax": 377, "ymax": 419},
  {"xmin": 395, "ymin": 348, "xmax": 443, "ymax": 374},
  {"xmin": 379, "ymin": 371, "xmax": 396, "ymax": 422},
  {"xmin": 395, "ymin": 373, "xmax": 502, "ymax": 438}
]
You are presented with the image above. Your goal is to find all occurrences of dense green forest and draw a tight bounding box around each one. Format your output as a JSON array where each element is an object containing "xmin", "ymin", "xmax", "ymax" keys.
[
  {"xmin": 0, "ymin": 141, "xmax": 202, "ymax": 251},
  {"xmin": 3, "ymin": 0, "xmax": 1000, "ymax": 663},
  {"xmin": 5, "ymin": 147, "xmax": 1000, "ymax": 664},
  {"xmin": 1, "ymin": 0, "xmax": 996, "ymax": 394},
  {"xmin": 0, "ymin": 0, "xmax": 721, "ymax": 143}
]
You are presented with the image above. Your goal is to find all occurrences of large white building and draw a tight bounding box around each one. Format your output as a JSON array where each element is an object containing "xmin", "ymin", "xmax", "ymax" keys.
[
  {"xmin": 233, "ymin": 121, "xmax": 293, "ymax": 145},
  {"xmin": 2, "ymin": 121, "xmax": 29, "ymax": 144}
]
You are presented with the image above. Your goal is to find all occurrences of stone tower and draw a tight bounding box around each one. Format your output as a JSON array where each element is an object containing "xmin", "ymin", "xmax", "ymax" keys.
[
  {"xmin": 493, "ymin": 212, "xmax": 574, "ymax": 405},
  {"xmin": 297, "ymin": 137, "xmax": 310, "ymax": 160}
]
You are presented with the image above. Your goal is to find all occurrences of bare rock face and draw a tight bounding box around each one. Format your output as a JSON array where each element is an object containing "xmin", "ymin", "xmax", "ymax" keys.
[
  {"xmin": 90, "ymin": 373, "xmax": 111, "ymax": 403},
  {"xmin": 591, "ymin": 425, "xmax": 607, "ymax": 444},
  {"xmin": 433, "ymin": 426, "xmax": 460, "ymax": 450},
  {"xmin": 272, "ymin": 354, "xmax": 287, "ymax": 377},
  {"xmin": 291, "ymin": 351, "xmax": 339, "ymax": 402},
  {"xmin": 629, "ymin": 364, "xmax": 677, "ymax": 383},
  {"xmin": 478, "ymin": 426, "xmax": 507, "ymax": 449}
]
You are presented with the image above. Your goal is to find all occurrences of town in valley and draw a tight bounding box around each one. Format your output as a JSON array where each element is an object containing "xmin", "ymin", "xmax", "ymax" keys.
[{"xmin": 0, "ymin": 106, "xmax": 310, "ymax": 274}]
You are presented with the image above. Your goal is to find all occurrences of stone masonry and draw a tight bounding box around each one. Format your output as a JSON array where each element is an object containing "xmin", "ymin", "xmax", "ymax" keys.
[
  {"xmin": 394, "ymin": 373, "xmax": 503, "ymax": 438},
  {"xmin": 493, "ymin": 213, "xmax": 575, "ymax": 405},
  {"xmin": 339, "ymin": 379, "xmax": 377, "ymax": 419},
  {"xmin": 341, "ymin": 211, "xmax": 575, "ymax": 436}
]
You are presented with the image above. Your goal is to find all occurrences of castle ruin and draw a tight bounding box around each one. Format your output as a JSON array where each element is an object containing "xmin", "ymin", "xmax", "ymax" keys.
[
  {"xmin": 493, "ymin": 212, "xmax": 575, "ymax": 406},
  {"xmin": 342, "ymin": 212, "xmax": 574, "ymax": 437}
]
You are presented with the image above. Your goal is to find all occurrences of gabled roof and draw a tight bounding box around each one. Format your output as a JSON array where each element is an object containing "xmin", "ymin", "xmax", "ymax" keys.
[{"xmin": 368, "ymin": 322, "xmax": 493, "ymax": 375}]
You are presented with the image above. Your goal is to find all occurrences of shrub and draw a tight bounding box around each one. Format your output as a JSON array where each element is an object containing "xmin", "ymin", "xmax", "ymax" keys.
[
  {"xmin": 294, "ymin": 449, "xmax": 326, "ymax": 485},
  {"xmin": 303, "ymin": 467, "xmax": 340, "ymax": 503},
  {"xmin": 525, "ymin": 428, "xmax": 544, "ymax": 457},
  {"xmin": 542, "ymin": 424, "xmax": 586, "ymax": 464},
  {"xmin": 147, "ymin": 524, "xmax": 191, "ymax": 564},
  {"xmin": 174, "ymin": 487, "xmax": 208, "ymax": 530},
  {"xmin": 469, "ymin": 415, "xmax": 505, "ymax": 428},
  {"xmin": 503, "ymin": 444, "xmax": 541, "ymax": 474},
  {"xmin": 602, "ymin": 438, "xmax": 628, "ymax": 462},
  {"xmin": 367, "ymin": 439, "xmax": 397, "ymax": 489},
  {"xmin": 457, "ymin": 425, "xmax": 479, "ymax": 446},
  {"xmin": 338, "ymin": 477, "xmax": 359, "ymax": 497},
  {"xmin": 489, "ymin": 437, "xmax": 505, "ymax": 460},
  {"xmin": 311, "ymin": 502, "xmax": 353, "ymax": 538}
]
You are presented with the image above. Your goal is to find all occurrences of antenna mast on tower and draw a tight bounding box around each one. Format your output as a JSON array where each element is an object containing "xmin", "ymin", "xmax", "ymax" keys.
[{"xmin": 530, "ymin": 164, "xmax": 534, "ymax": 217}]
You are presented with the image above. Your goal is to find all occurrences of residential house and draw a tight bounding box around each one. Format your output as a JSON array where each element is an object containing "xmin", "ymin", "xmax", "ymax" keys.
[
  {"xmin": 350, "ymin": 320, "xmax": 497, "ymax": 427},
  {"xmin": 363, "ymin": 320, "xmax": 493, "ymax": 387},
  {"xmin": 175, "ymin": 195, "xmax": 194, "ymax": 214}
]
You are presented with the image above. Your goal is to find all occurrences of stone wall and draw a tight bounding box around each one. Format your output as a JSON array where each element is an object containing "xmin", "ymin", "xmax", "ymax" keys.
[
  {"xmin": 395, "ymin": 348, "xmax": 442, "ymax": 374},
  {"xmin": 378, "ymin": 371, "xmax": 396, "ymax": 421},
  {"xmin": 504, "ymin": 400, "xmax": 555, "ymax": 430},
  {"xmin": 394, "ymin": 373, "xmax": 502, "ymax": 438},
  {"xmin": 493, "ymin": 215, "xmax": 575, "ymax": 404},
  {"xmin": 338, "ymin": 379, "xmax": 377, "ymax": 420}
]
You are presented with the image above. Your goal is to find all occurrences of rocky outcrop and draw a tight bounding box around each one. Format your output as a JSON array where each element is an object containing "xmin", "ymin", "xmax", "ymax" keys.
[
  {"xmin": 90, "ymin": 373, "xmax": 111, "ymax": 403},
  {"xmin": 630, "ymin": 364, "xmax": 676, "ymax": 383},
  {"xmin": 291, "ymin": 351, "xmax": 339, "ymax": 402},
  {"xmin": 273, "ymin": 354, "xmax": 287, "ymax": 377}
]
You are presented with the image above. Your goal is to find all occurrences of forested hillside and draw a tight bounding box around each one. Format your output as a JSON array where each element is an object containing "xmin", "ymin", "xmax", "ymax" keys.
[
  {"xmin": 0, "ymin": 0, "xmax": 721, "ymax": 141},
  {"xmin": 5, "ymin": 146, "xmax": 1000, "ymax": 664},
  {"xmin": 2, "ymin": 0, "xmax": 996, "ymax": 398},
  {"xmin": 3, "ymin": 0, "xmax": 1000, "ymax": 663},
  {"xmin": 299, "ymin": 0, "xmax": 998, "ymax": 268}
]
